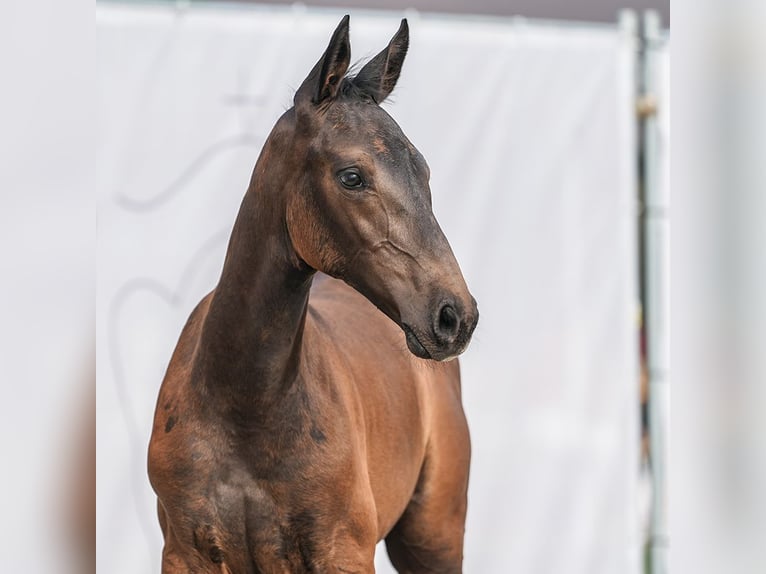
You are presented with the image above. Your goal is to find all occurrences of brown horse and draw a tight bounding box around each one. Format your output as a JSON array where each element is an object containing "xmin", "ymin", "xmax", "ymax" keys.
[{"xmin": 148, "ymin": 16, "xmax": 478, "ymax": 574}]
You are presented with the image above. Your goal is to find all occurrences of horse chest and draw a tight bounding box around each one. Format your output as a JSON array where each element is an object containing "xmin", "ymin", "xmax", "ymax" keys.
[
  {"xmin": 156, "ymin": 423, "xmax": 375, "ymax": 572},
  {"xmin": 171, "ymin": 470, "xmax": 375, "ymax": 573}
]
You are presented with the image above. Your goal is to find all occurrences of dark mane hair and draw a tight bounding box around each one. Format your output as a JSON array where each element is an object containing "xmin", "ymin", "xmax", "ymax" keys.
[
  {"xmin": 339, "ymin": 74, "xmax": 377, "ymax": 103},
  {"xmin": 337, "ymin": 54, "xmax": 396, "ymax": 105}
]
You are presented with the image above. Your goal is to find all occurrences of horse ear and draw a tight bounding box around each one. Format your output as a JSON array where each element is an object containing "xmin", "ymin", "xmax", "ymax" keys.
[
  {"xmin": 353, "ymin": 19, "xmax": 409, "ymax": 104},
  {"xmin": 295, "ymin": 15, "xmax": 351, "ymax": 107}
]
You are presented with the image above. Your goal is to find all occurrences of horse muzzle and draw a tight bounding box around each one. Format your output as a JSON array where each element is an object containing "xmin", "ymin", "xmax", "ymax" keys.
[{"xmin": 402, "ymin": 295, "xmax": 478, "ymax": 361}]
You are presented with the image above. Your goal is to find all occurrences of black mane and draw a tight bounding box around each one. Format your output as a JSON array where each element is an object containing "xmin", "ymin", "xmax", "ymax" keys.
[{"xmin": 339, "ymin": 64, "xmax": 384, "ymax": 104}]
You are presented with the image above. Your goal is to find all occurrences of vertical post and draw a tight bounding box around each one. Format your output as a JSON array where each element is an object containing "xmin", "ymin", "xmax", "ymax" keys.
[
  {"xmin": 641, "ymin": 10, "xmax": 669, "ymax": 574},
  {"xmin": 618, "ymin": 11, "xmax": 645, "ymax": 574}
]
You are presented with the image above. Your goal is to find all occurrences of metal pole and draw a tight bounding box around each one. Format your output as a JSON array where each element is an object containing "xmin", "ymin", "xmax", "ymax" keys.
[{"xmin": 640, "ymin": 10, "xmax": 669, "ymax": 574}]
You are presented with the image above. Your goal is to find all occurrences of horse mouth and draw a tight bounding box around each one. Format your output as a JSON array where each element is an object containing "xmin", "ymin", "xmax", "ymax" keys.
[{"xmin": 402, "ymin": 324, "xmax": 432, "ymax": 360}]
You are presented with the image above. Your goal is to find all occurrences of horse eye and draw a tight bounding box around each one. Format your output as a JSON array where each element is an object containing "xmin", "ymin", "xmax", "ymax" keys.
[{"xmin": 338, "ymin": 169, "xmax": 364, "ymax": 190}]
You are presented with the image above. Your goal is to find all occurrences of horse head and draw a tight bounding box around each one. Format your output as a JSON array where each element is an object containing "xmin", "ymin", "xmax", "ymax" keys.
[{"xmin": 284, "ymin": 16, "xmax": 478, "ymax": 361}]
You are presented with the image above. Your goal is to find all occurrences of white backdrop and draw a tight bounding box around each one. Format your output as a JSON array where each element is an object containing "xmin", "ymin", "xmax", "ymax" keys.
[{"xmin": 97, "ymin": 3, "xmax": 641, "ymax": 573}]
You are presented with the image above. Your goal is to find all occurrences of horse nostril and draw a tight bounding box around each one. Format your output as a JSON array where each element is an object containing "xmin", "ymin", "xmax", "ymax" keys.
[{"xmin": 437, "ymin": 304, "xmax": 460, "ymax": 341}]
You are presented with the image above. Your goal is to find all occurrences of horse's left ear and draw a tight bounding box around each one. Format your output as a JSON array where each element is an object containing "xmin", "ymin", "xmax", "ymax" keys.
[
  {"xmin": 295, "ymin": 15, "xmax": 352, "ymax": 108},
  {"xmin": 354, "ymin": 19, "xmax": 409, "ymax": 103}
]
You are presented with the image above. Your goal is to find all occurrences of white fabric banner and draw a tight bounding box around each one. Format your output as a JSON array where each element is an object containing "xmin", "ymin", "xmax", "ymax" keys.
[{"xmin": 97, "ymin": 4, "xmax": 640, "ymax": 573}]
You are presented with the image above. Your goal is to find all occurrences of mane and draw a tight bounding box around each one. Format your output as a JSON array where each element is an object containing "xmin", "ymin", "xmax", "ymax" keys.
[
  {"xmin": 337, "ymin": 60, "xmax": 385, "ymax": 104},
  {"xmin": 338, "ymin": 76, "xmax": 375, "ymax": 103}
]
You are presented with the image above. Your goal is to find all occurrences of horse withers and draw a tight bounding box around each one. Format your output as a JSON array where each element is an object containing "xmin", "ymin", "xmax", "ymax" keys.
[{"xmin": 148, "ymin": 16, "xmax": 478, "ymax": 573}]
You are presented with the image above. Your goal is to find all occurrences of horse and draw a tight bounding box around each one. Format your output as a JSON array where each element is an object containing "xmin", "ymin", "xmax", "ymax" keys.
[{"xmin": 148, "ymin": 16, "xmax": 478, "ymax": 573}]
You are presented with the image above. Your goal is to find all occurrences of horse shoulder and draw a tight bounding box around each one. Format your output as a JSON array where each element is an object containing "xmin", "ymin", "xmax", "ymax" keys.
[{"xmin": 148, "ymin": 293, "xmax": 215, "ymax": 491}]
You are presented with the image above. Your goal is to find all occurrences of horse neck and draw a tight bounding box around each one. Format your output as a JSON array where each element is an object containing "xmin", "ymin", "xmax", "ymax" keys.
[{"xmin": 194, "ymin": 130, "xmax": 315, "ymax": 412}]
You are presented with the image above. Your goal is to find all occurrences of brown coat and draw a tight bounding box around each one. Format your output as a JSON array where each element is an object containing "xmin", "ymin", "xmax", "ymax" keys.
[{"xmin": 148, "ymin": 16, "xmax": 477, "ymax": 573}]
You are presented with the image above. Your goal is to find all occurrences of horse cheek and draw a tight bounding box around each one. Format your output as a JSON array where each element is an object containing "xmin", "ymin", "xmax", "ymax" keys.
[{"xmin": 287, "ymin": 193, "xmax": 344, "ymax": 275}]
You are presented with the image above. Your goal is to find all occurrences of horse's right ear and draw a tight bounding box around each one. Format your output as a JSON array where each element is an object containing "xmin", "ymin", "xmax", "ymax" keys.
[{"xmin": 295, "ymin": 15, "xmax": 351, "ymax": 108}]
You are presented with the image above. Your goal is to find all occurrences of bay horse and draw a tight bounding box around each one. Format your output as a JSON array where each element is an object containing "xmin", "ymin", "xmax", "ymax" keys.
[{"xmin": 148, "ymin": 16, "xmax": 478, "ymax": 574}]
